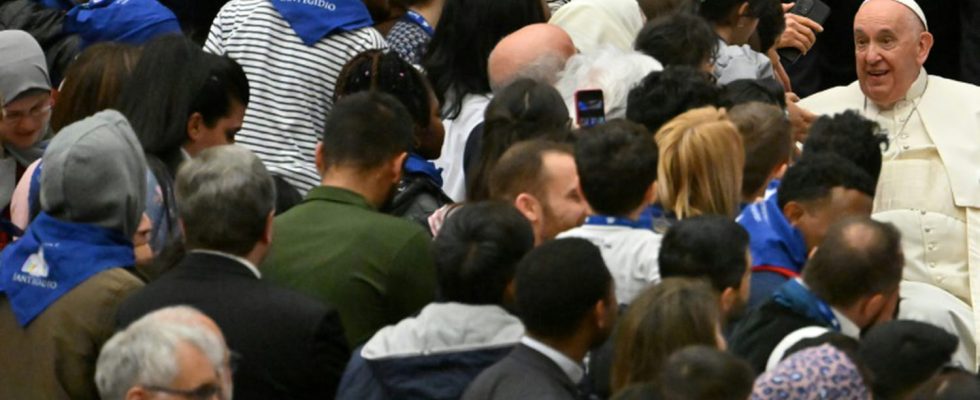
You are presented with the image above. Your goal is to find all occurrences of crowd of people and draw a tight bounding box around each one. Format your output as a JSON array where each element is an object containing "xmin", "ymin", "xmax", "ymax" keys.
[{"xmin": 1, "ymin": 0, "xmax": 980, "ymax": 398}]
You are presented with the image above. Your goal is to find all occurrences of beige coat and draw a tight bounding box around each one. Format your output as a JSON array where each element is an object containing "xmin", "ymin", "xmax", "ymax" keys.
[{"xmin": 0, "ymin": 269, "xmax": 143, "ymax": 399}]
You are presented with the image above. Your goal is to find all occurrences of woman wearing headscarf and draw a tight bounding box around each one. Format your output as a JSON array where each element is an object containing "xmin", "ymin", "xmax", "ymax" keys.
[{"xmin": 752, "ymin": 343, "xmax": 872, "ymax": 400}]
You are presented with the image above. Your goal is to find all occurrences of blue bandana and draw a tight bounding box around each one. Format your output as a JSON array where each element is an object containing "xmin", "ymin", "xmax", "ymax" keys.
[
  {"xmin": 269, "ymin": 0, "xmax": 374, "ymax": 46},
  {"xmin": 404, "ymin": 153, "xmax": 443, "ymax": 187},
  {"xmin": 737, "ymin": 195, "xmax": 808, "ymax": 274},
  {"xmin": 64, "ymin": 0, "xmax": 182, "ymax": 49},
  {"xmin": 772, "ymin": 279, "xmax": 841, "ymax": 331},
  {"xmin": 0, "ymin": 212, "xmax": 134, "ymax": 327}
]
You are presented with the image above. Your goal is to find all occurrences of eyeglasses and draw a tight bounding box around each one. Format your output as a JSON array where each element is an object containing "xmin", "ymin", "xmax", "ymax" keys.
[
  {"xmin": 143, "ymin": 383, "xmax": 223, "ymax": 400},
  {"xmin": 1, "ymin": 103, "xmax": 52, "ymax": 126}
]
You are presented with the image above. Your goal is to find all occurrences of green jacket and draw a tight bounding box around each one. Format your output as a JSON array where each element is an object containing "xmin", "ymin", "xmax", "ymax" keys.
[{"xmin": 263, "ymin": 186, "xmax": 437, "ymax": 346}]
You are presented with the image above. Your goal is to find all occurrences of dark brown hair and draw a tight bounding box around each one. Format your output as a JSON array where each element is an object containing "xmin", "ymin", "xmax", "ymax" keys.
[
  {"xmin": 487, "ymin": 139, "xmax": 572, "ymax": 203},
  {"xmin": 51, "ymin": 43, "xmax": 141, "ymax": 133}
]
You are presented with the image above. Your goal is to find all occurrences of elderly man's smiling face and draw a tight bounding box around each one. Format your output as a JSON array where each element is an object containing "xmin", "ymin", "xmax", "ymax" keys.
[{"xmin": 854, "ymin": 0, "xmax": 933, "ymax": 109}]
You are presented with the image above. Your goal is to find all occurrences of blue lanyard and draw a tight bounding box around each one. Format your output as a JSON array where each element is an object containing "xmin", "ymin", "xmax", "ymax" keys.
[
  {"xmin": 584, "ymin": 215, "xmax": 645, "ymax": 229},
  {"xmin": 404, "ymin": 10, "xmax": 434, "ymax": 36}
]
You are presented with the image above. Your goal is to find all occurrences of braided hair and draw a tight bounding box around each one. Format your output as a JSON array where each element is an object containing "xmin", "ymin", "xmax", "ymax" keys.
[{"xmin": 334, "ymin": 50, "xmax": 433, "ymax": 129}]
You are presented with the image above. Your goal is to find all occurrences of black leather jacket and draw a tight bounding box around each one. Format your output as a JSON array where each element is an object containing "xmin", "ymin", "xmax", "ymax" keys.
[{"xmin": 384, "ymin": 172, "xmax": 452, "ymax": 236}]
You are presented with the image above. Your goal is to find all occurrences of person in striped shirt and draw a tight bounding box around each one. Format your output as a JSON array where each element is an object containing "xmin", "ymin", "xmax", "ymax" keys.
[{"xmin": 205, "ymin": 0, "xmax": 387, "ymax": 194}]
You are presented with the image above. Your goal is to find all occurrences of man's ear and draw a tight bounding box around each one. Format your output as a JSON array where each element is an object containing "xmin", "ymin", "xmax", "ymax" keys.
[
  {"xmin": 314, "ymin": 143, "xmax": 325, "ymax": 175},
  {"xmin": 719, "ymin": 286, "xmax": 738, "ymax": 315},
  {"xmin": 262, "ymin": 211, "xmax": 274, "ymax": 245},
  {"xmin": 917, "ymin": 31, "xmax": 934, "ymax": 65},
  {"xmin": 515, "ymin": 193, "xmax": 542, "ymax": 224},
  {"xmin": 644, "ymin": 181, "xmax": 658, "ymax": 205},
  {"xmin": 186, "ymin": 112, "xmax": 205, "ymax": 142},
  {"xmin": 859, "ymin": 293, "xmax": 887, "ymax": 326},
  {"xmin": 736, "ymin": 2, "xmax": 752, "ymax": 22},
  {"xmin": 783, "ymin": 201, "xmax": 806, "ymax": 227},
  {"xmin": 770, "ymin": 162, "xmax": 788, "ymax": 181},
  {"xmin": 389, "ymin": 152, "xmax": 408, "ymax": 184},
  {"xmin": 593, "ymin": 296, "xmax": 616, "ymax": 332},
  {"xmin": 502, "ymin": 279, "xmax": 517, "ymax": 307}
]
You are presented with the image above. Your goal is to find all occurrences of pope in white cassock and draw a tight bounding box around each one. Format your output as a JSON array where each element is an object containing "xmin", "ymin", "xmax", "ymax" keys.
[{"xmin": 800, "ymin": 0, "xmax": 980, "ymax": 369}]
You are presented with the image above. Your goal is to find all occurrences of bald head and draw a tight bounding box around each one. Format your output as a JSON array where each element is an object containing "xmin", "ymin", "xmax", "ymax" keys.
[
  {"xmin": 803, "ymin": 217, "xmax": 903, "ymax": 308},
  {"xmin": 488, "ymin": 24, "xmax": 576, "ymax": 92}
]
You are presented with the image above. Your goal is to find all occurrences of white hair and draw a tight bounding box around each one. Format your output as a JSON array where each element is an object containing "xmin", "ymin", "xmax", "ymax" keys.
[
  {"xmin": 554, "ymin": 46, "xmax": 663, "ymax": 122},
  {"xmin": 95, "ymin": 306, "xmax": 227, "ymax": 400},
  {"xmin": 491, "ymin": 52, "xmax": 569, "ymax": 93}
]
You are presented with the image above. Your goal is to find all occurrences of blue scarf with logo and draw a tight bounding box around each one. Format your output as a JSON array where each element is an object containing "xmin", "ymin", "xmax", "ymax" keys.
[
  {"xmin": 772, "ymin": 278, "xmax": 841, "ymax": 331},
  {"xmin": 404, "ymin": 153, "xmax": 443, "ymax": 187},
  {"xmin": 737, "ymin": 195, "xmax": 808, "ymax": 274},
  {"xmin": 269, "ymin": 0, "xmax": 374, "ymax": 46},
  {"xmin": 64, "ymin": 0, "xmax": 182, "ymax": 49},
  {"xmin": 0, "ymin": 212, "xmax": 134, "ymax": 327}
]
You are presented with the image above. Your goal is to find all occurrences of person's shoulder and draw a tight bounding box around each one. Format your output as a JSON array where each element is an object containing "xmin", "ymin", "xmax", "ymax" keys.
[
  {"xmin": 86, "ymin": 268, "xmax": 144, "ymax": 296},
  {"xmin": 215, "ymin": 0, "xmax": 266, "ymax": 17},
  {"xmin": 326, "ymin": 25, "xmax": 386, "ymax": 49},
  {"xmin": 462, "ymin": 351, "xmax": 531, "ymax": 399},
  {"xmin": 251, "ymin": 279, "xmax": 335, "ymax": 317},
  {"xmin": 798, "ymin": 82, "xmax": 864, "ymax": 115},
  {"xmin": 929, "ymin": 74, "xmax": 980, "ymax": 98},
  {"xmin": 464, "ymin": 355, "xmax": 573, "ymax": 400},
  {"xmin": 731, "ymin": 298, "xmax": 816, "ymax": 345}
]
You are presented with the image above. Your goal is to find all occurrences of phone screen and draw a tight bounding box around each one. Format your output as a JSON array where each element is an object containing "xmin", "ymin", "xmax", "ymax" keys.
[{"xmin": 575, "ymin": 90, "xmax": 605, "ymax": 128}]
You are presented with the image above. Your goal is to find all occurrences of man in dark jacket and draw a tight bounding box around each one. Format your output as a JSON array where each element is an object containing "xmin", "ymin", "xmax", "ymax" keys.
[
  {"xmin": 338, "ymin": 201, "xmax": 534, "ymax": 400},
  {"xmin": 463, "ymin": 238, "xmax": 617, "ymax": 400},
  {"xmin": 729, "ymin": 217, "xmax": 904, "ymax": 373},
  {"xmin": 117, "ymin": 145, "xmax": 350, "ymax": 399}
]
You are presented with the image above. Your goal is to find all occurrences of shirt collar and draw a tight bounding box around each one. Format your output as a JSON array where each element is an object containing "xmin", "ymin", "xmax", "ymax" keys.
[
  {"xmin": 830, "ymin": 307, "xmax": 861, "ymax": 339},
  {"xmin": 905, "ymin": 67, "xmax": 928, "ymax": 101},
  {"xmin": 306, "ymin": 186, "xmax": 373, "ymax": 210},
  {"xmin": 520, "ymin": 336, "xmax": 585, "ymax": 383},
  {"xmin": 189, "ymin": 249, "xmax": 261, "ymax": 279}
]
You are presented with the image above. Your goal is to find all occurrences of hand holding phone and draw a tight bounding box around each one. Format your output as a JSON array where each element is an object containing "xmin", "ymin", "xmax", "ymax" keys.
[{"xmin": 777, "ymin": 0, "xmax": 830, "ymax": 64}]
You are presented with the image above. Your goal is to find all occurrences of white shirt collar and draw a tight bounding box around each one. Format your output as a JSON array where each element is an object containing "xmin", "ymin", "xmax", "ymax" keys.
[
  {"xmin": 906, "ymin": 67, "xmax": 929, "ymax": 101},
  {"xmin": 520, "ymin": 336, "xmax": 584, "ymax": 383},
  {"xmin": 189, "ymin": 249, "xmax": 261, "ymax": 279},
  {"xmin": 830, "ymin": 307, "xmax": 862, "ymax": 339}
]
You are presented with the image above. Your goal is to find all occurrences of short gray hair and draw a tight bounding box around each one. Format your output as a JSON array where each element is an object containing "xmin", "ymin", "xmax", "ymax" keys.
[
  {"xmin": 491, "ymin": 52, "xmax": 569, "ymax": 93},
  {"xmin": 95, "ymin": 306, "xmax": 227, "ymax": 400},
  {"xmin": 555, "ymin": 47, "xmax": 663, "ymax": 121},
  {"xmin": 175, "ymin": 145, "xmax": 275, "ymax": 256}
]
